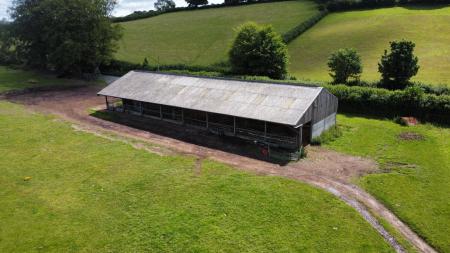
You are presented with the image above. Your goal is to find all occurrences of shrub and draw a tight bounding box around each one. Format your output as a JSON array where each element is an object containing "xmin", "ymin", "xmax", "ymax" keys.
[
  {"xmin": 378, "ymin": 40, "xmax": 420, "ymax": 89},
  {"xmin": 311, "ymin": 125, "xmax": 342, "ymax": 145},
  {"xmin": 327, "ymin": 48, "xmax": 362, "ymax": 84},
  {"xmin": 229, "ymin": 22, "xmax": 289, "ymax": 79},
  {"xmin": 186, "ymin": 0, "xmax": 208, "ymax": 7}
]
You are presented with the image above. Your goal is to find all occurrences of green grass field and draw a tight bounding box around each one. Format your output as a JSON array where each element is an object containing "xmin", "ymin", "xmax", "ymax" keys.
[
  {"xmin": 288, "ymin": 6, "xmax": 450, "ymax": 85},
  {"xmin": 116, "ymin": 0, "xmax": 319, "ymax": 66},
  {"xmin": 0, "ymin": 66, "xmax": 87, "ymax": 93},
  {"xmin": 325, "ymin": 115, "xmax": 450, "ymax": 252},
  {"xmin": 0, "ymin": 101, "xmax": 393, "ymax": 252}
]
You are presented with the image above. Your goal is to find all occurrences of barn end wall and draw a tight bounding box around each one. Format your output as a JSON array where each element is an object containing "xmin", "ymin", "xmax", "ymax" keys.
[{"xmin": 312, "ymin": 113, "xmax": 337, "ymax": 138}]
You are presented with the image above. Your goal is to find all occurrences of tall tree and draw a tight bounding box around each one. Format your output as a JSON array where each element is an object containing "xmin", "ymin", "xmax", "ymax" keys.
[
  {"xmin": 327, "ymin": 48, "xmax": 362, "ymax": 84},
  {"xmin": 378, "ymin": 40, "xmax": 419, "ymax": 89},
  {"xmin": 185, "ymin": 0, "xmax": 208, "ymax": 7},
  {"xmin": 229, "ymin": 22, "xmax": 289, "ymax": 79},
  {"xmin": 10, "ymin": 0, "xmax": 122, "ymax": 76},
  {"xmin": 154, "ymin": 0, "xmax": 176, "ymax": 11}
]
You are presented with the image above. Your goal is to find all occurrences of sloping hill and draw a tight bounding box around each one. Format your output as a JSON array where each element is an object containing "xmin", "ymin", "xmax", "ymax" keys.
[
  {"xmin": 115, "ymin": 0, "xmax": 319, "ymax": 67},
  {"xmin": 288, "ymin": 6, "xmax": 450, "ymax": 85}
]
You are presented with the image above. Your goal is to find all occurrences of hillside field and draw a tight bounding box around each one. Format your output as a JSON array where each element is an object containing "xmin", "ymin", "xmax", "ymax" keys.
[
  {"xmin": 0, "ymin": 101, "xmax": 394, "ymax": 252},
  {"xmin": 115, "ymin": 0, "xmax": 319, "ymax": 66},
  {"xmin": 325, "ymin": 115, "xmax": 450, "ymax": 252},
  {"xmin": 288, "ymin": 6, "xmax": 450, "ymax": 85}
]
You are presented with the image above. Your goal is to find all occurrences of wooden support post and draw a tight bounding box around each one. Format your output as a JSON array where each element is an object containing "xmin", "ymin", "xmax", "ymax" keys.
[
  {"xmin": 105, "ymin": 96, "xmax": 108, "ymax": 110},
  {"xmin": 206, "ymin": 112, "xmax": 209, "ymax": 129},
  {"xmin": 140, "ymin": 102, "xmax": 143, "ymax": 115},
  {"xmin": 159, "ymin": 105, "xmax": 163, "ymax": 119},
  {"xmin": 181, "ymin": 109, "xmax": 184, "ymax": 125},
  {"xmin": 233, "ymin": 117, "xmax": 236, "ymax": 135},
  {"xmin": 264, "ymin": 122, "xmax": 267, "ymax": 139},
  {"xmin": 298, "ymin": 127, "xmax": 302, "ymax": 150}
]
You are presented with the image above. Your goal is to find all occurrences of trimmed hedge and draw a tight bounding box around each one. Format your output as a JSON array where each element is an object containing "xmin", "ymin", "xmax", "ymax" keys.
[
  {"xmin": 318, "ymin": 0, "xmax": 450, "ymax": 12},
  {"xmin": 99, "ymin": 59, "xmax": 230, "ymax": 76},
  {"xmin": 325, "ymin": 84, "xmax": 450, "ymax": 124},
  {"xmin": 282, "ymin": 10, "xmax": 328, "ymax": 43}
]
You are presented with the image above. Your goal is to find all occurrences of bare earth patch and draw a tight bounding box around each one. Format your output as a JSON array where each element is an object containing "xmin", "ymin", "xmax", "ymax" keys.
[
  {"xmin": 5, "ymin": 85, "xmax": 436, "ymax": 253},
  {"xmin": 398, "ymin": 132, "xmax": 424, "ymax": 141}
]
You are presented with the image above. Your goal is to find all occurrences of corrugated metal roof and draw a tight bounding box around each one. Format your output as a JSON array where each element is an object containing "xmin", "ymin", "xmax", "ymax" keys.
[{"xmin": 97, "ymin": 71, "xmax": 323, "ymax": 126}]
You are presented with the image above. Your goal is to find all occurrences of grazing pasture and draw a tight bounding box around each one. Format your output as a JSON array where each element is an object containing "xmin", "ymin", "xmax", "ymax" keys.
[
  {"xmin": 115, "ymin": 0, "xmax": 319, "ymax": 66},
  {"xmin": 288, "ymin": 6, "xmax": 450, "ymax": 85},
  {"xmin": 325, "ymin": 114, "xmax": 450, "ymax": 252},
  {"xmin": 0, "ymin": 101, "xmax": 394, "ymax": 252}
]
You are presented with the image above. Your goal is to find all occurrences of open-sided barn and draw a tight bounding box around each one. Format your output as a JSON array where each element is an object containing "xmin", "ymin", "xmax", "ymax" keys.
[{"xmin": 98, "ymin": 71, "xmax": 338, "ymax": 159}]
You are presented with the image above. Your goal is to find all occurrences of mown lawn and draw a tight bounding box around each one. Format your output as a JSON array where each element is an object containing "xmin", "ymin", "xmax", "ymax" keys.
[
  {"xmin": 116, "ymin": 0, "xmax": 319, "ymax": 66},
  {"xmin": 0, "ymin": 101, "xmax": 393, "ymax": 252},
  {"xmin": 288, "ymin": 5, "xmax": 450, "ymax": 85},
  {"xmin": 0, "ymin": 66, "xmax": 87, "ymax": 93},
  {"xmin": 325, "ymin": 114, "xmax": 450, "ymax": 252}
]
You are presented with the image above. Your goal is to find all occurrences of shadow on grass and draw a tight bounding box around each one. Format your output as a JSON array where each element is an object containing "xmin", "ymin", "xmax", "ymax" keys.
[
  {"xmin": 90, "ymin": 110, "xmax": 292, "ymax": 165},
  {"xmin": 402, "ymin": 4, "xmax": 449, "ymax": 11}
]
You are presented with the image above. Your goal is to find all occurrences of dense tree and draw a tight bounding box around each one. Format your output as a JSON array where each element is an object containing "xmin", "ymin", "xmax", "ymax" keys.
[
  {"xmin": 327, "ymin": 48, "xmax": 362, "ymax": 84},
  {"xmin": 10, "ymin": 0, "xmax": 122, "ymax": 76},
  {"xmin": 0, "ymin": 22, "xmax": 17, "ymax": 64},
  {"xmin": 185, "ymin": 0, "xmax": 208, "ymax": 7},
  {"xmin": 378, "ymin": 40, "xmax": 419, "ymax": 89},
  {"xmin": 224, "ymin": 0, "xmax": 240, "ymax": 5},
  {"xmin": 154, "ymin": 0, "xmax": 176, "ymax": 11},
  {"xmin": 229, "ymin": 22, "xmax": 289, "ymax": 79}
]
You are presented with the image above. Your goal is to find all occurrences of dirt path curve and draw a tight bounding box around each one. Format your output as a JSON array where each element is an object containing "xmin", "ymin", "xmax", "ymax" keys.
[{"xmin": 5, "ymin": 85, "xmax": 436, "ymax": 253}]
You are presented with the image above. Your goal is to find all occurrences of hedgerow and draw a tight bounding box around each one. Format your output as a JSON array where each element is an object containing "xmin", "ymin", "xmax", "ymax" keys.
[{"xmin": 282, "ymin": 10, "xmax": 328, "ymax": 43}]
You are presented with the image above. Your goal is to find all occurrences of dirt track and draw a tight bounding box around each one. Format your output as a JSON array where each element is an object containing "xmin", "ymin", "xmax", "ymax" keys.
[{"xmin": 5, "ymin": 85, "xmax": 436, "ymax": 253}]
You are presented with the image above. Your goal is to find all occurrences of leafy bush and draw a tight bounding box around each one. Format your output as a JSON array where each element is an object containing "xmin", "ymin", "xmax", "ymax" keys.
[
  {"xmin": 325, "ymin": 84, "xmax": 450, "ymax": 124},
  {"xmin": 311, "ymin": 126, "xmax": 342, "ymax": 145},
  {"xmin": 327, "ymin": 48, "xmax": 362, "ymax": 84},
  {"xmin": 229, "ymin": 22, "xmax": 289, "ymax": 79},
  {"xmin": 378, "ymin": 40, "xmax": 419, "ymax": 89}
]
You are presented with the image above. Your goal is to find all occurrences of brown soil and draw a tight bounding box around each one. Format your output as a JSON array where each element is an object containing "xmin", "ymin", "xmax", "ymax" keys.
[
  {"xmin": 5, "ymin": 84, "xmax": 436, "ymax": 253},
  {"xmin": 399, "ymin": 132, "xmax": 424, "ymax": 141}
]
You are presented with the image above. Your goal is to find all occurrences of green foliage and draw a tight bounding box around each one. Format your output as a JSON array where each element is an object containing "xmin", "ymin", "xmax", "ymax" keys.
[
  {"xmin": 0, "ymin": 101, "xmax": 393, "ymax": 252},
  {"xmin": 327, "ymin": 48, "xmax": 362, "ymax": 84},
  {"xmin": 229, "ymin": 22, "xmax": 289, "ymax": 79},
  {"xmin": 142, "ymin": 58, "xmax": 150, "ymax": 68},
  {"xmin": 10, "ymin": 0, "xmax": 122, "ymax": 75},
  {"xmin": 281, "ymin": 10, "xmax": 328, "ymax": 43},
  {"xmin": 325, "ymin": 84, "xmax": 450, "ymax": 124},
  {"xmin": 311, "ymin": 125, "xmax": 342, "ymax": 145},
  {"xmin": 326, "ymin": 114, "xmax": 450, "ymax": 252},
  {"xmin": 0, "ymin": 23, "xmax": 17, "ymax": 64},
  {"xmin": 186, "ymin": 0, "xmax": 208, "ymax": 7},
  {"xmin": 154, "ymin": 0, "xmax": 176, "ymax": 11},
  {"xmin": 378, "ymin": 40, "xmax": 420, "ymax": 89}
]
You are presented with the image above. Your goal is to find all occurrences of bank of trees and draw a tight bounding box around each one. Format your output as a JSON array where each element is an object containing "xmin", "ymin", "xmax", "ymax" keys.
[{"xmin": 6, "ymin": 0, "xmax": 122, "ymax": 77}]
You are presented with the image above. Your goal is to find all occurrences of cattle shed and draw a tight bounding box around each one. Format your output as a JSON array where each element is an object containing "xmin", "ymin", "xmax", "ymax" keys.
[{"xmin": 98, "ymin": 71, "xmax": 338, "ymax": 160}]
